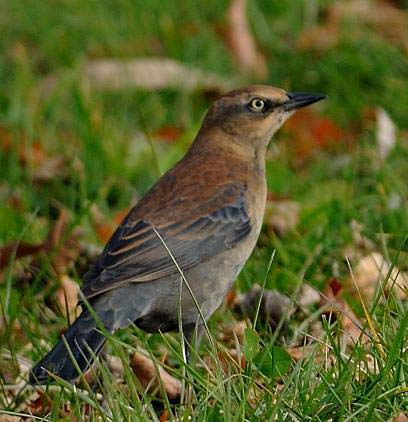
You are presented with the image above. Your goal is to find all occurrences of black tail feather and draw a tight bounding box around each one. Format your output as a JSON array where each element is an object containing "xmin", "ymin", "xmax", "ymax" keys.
[{"xmin": 29, "ymin": 311, "xmax": 108, "ymax": 384}]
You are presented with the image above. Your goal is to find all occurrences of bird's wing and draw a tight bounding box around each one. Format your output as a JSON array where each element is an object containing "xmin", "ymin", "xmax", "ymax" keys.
[{"xmin": 81, "ymin": 183, "xmax": 251, "ymax": 299}]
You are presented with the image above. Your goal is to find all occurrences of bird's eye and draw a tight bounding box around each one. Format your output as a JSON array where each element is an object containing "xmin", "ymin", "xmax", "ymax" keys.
[{"xmin": 249, "ymin": 98, "xmax": 266, "ymax": 111}]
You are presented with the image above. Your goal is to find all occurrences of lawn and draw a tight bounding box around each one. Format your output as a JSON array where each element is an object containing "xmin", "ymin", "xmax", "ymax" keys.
[{"xmin": 0, "ymin": 0, "xmax": 407, "ymax": 420}]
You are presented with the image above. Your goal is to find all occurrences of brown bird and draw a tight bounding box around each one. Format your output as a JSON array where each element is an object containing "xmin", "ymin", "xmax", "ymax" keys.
[{"xmin": 30, "ymin": 85, "xmax": 325, "ymax": 383}]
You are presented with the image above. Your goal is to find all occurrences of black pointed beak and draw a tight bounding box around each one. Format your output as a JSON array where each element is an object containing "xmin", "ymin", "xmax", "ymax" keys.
[{"xmin": 283, "ymin": 92, "xmax": 326, "ymax": 111}]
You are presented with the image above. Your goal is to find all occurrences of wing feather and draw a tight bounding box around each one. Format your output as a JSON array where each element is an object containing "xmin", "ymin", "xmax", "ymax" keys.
[{"xmin": 81, "ymin": 184, "xmax": 251, "ymax": 299}]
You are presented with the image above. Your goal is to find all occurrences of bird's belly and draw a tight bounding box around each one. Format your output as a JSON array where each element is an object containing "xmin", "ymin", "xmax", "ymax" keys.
[{"xmin": 178, "ymin": 217, "xmax": 263, "ymax": 323}]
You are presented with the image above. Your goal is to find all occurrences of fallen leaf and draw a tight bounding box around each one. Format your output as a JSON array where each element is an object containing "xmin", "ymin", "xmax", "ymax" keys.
[
  {"xmin": 219, "ymin": 319, "xmax": 247, "ymax": 345},
  {"xmin": 320, "ymin": 278, "xmax": 369, "ymax": 347},
  {"xmin": 26, "ymin": 390, "xmax": 52, "ymax": 416},
  {"xmin": 0, "ymin": 415, "xmax": 22, "ymax": 422},
  {"xmin": 224, "ymin": 289, "xmax": 237, "ymax": 309},
  {"xmin": 0, "ymin": 242, "xmax": 44, "ymax": 271},
  {"xmin": 39, "ymin": 58, "xmax": 231, "ymax": 97},
  {"xmin": 394, "ymin": 413, "xmax": 408, "ymax": 422},
  {"xmin": 106, "ymin": 354, "xmax": 125, "ymax": 378},
  {"xmin": 54, "ymin": 274, "xmax": 80, "ymax": 319},
  {"xmin": 0, "ymin": 207, "xmax": 83, "ymax": 307},
  {"xmin": 153, "ymin": 126, "xmax": 183, "ymax": 144},
  {"xmin": 130, "ymin": 352, "xmax": 181, "ymax": 400},
  {"xmin": 376, "ymin": 107, "xmax": 397, "ymax": 159},
  {"xmin": 225, "ymin": 0, "xmax": 267, "ymax": 79},
  {"xmin": 284, "ymin": 109, "xmax": 345, "ymax": 163},
  {"xmin": 44, "ymin": 209, "xmax": 82, "ymax": 275},
  {"xmin": 0, "ymin": 209, "xmax": 76, "ymax": 273},
  {"xmin": 330, "ymin": 0, "xmax": 408, "ymax": 53},
  {"xmin": 297, "ymin": 0, "xmax": 408, "ymax": 54},
  {"xmin": 349, "ymin": 252, "xmax": 408, "ymax": 301},
  {"xmin": 31, "ymin": 156, "xmax": 65, "ymax": 183},
  {"xmin": 298, "ymin": 283, "xmax": 321, "ymax": 308},
  {"xmin": 159, "ymin": 410, "xmax": 169, "ymax": 422},
  {"xmin": 0, "ymin": 129, "xmax": 65, "ymax": 183},
  {"xmin": 205, "ymin": 348, "xmax": 246, "ymax": 373},
  {"xmin": 91, "ymin": 204, "xmax": 131, "ymax": 244},
  {"xmin": 264, "ymin": 199, "xmax": 300, "ymax": 237},
  {"xmin": 287, "ymin": 346, "xmax": 312, "ymax": 362},
  {"xmin": 296, "ymin": 25, "xmax": 339, "ymax": 52}
]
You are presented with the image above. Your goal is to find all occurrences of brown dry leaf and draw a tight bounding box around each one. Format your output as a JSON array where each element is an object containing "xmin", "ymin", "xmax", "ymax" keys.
[
  {"xmin": 298, "ymin": 0, "xmax": 408, "ymax": 54},
  {"xmin": 0, "ymin": 208, "xmax": 79, "ymax": 275},
  {"xmin": 159, "ymin": 410, "xmax": 170, "ymax": 422},
  {"xmin": 394, "ymin": 413, "xmax": 408, "ymax": 422},
  {"xmin": 28, "ymin": 208, "xmax": 82, "ymax": 279},
  {"xmin": 31, "ymin": 156, "xmax": 65, "ymax": 183},
  {"xmin": 348, "ymin": 252, "xmax": 408, "ymax": 302},
  {"xmin": 224, "ymin": 289, "xmax": 237, "ymax": 309},
  {"xmin": 265, "ymin": 199, "xmax": 300, "ymax": 237},
  {"xmin": 91, "ymin": 204, "xmax": 116, "ymax": 244},
  {"xmin": 39, "ymin": 58, "xmax": 231, "ymax": 97},
  {"xmin": 130, "ymin": 352, "xmax": 181, "ymax": 400},
  {"xmin": 0, "ymin": 242, "xmax": 44, "ymax": 271},
  {"xmin": 287, "ymin": 346, "xmax": 316, "ymax": 362},
  {"xmin": 331, "ymin": 0, "xmax": 408, "ymax": 52},
  {"xmin": 44, "ymin": 208, "xmax": 70, "ymax": 252},
  {"xmin": 298, "ymin": 283, "xmax": 321, "ymax": 308},
  {"xmin": 296, "ymin": 25, "xmax": 339, "ymax": 52},
  {"xmin": 219, "ymin": 319, "xmax": 247, "ymax": 344},
  {"xmin": 17, "ymin": 141, "xmax": 65, "ymax": 183},
  {"xmin": 0, "ymin": 126, "xmax": 13, "ymax": 151},
  {"xmin": 0, "ymin": 415, "xmax": 22, "ymax": 422},
  {"xmin": 91, "ymin": 205, "xmax": 131, "ymax": 244},
  {"xmin": 225, "ymin": 0, "xmax": 267, "ymax": 79},
  {"xmin": 321, "ymin": 278, "xmax": 369, "ymax": 347},
  {"xmin": 50, "ymin": 228, "xmax": 82, "ymax": 275},
  {"xmin": 284, "ymin": 109, "xmax": 346, "ymax": 164},
  {"xmin": 54, "ymin": 274, "xmax": 80, "ymax": 318},
  {"xmin": 204, "ymin": 348, "xmax": 245, "ymax": 374},
  {"xmin": 26, "ymin": 390, "xmax": 52, "ymax": 417},
  {"xmin": 43, "ymin": 209, "xmax": 82, "ymax": 275},
  {"xmin": 0, "ymin": 130, "xmax": 65, "ymax": 183},
  {"xmin": 104, "ymin": 354, "xmax": 125, "ymax": 378},
  {"xmin": 153, "ymin": 126, "xmax": 183, "ymax": 144}
]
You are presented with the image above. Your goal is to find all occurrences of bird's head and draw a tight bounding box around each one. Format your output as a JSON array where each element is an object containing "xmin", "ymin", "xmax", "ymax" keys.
[{"xmin": 200, "ymin": 85, "xmax": 326, "ymax": 152}]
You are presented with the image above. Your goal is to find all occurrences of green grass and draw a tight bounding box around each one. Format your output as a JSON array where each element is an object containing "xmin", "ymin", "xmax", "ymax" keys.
[{"xmin": 1, "ymin": 0, "xmax": 408, "ymax": 420}]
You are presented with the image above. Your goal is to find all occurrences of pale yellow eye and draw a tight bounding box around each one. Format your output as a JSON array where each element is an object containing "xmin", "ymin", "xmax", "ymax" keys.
[{"xmin": 250, "ymin": 98, "xmax": 265, "ymax": 111}]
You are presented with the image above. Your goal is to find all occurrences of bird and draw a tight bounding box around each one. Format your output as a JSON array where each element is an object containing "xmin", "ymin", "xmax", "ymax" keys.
[{"xmin": 30, "ymin": 85, "xmax": 325, "ymax": 384}]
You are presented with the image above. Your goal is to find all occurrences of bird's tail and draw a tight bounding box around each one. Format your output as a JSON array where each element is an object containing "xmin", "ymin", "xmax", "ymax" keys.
[{"xmin": 29, "ymin": 309, "xmax": 112, "ymax": 384}]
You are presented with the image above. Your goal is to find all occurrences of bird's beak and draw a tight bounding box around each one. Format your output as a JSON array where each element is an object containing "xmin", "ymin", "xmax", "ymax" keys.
[{"xmin": 283, "ymin": 92, "xmax": 326, "ymax": 111}]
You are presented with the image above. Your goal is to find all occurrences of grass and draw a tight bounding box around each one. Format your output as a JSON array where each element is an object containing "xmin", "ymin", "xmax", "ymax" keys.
[{"xmin": 0, "ymin": 0, "xmax": 408, "ymax": 420}]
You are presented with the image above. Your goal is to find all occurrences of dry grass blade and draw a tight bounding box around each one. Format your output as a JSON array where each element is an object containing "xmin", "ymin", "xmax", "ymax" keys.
[{"xmin": 225, "ymin": 0, "xmax": 267, "ymax": 79}]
